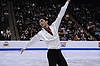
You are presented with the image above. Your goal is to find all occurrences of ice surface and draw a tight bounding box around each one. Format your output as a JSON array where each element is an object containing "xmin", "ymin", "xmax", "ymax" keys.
[{"xmin": 0, "ymin": 50, "xmax": 100, "ymax": 66}]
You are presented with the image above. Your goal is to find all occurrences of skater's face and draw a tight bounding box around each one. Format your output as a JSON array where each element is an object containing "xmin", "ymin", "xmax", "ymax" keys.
[{"xmin": 39, "ymin": 19, "xmax": 48, "ymax": 28}]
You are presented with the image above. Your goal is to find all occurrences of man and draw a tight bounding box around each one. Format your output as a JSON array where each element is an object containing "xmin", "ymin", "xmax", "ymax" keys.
[{"xmin": 21, "ymin": 0, "xmax": 70, "ymax": 66}]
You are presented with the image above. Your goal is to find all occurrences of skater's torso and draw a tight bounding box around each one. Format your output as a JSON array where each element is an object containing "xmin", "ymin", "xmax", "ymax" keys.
[{"xmin": 38, "ymin": 24, "xmax": 61, "ymax": 49}]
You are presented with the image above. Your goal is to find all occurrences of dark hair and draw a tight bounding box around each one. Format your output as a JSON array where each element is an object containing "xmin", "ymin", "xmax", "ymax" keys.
[{"xmin": 39, "ymin": 16, "xmax": 48, "ymax": 21}]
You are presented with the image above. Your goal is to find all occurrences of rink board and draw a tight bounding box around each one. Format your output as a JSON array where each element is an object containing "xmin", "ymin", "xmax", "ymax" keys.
[{"xmin": 0, "ymin": 41, "xmax": 100, "ymax": 48}]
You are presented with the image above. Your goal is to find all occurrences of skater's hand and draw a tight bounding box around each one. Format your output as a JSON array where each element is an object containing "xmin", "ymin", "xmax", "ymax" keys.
[
  {"xmin": 20, "ymin": 48, "xmax": 24, "ymax": 54},
  {"xmin": 67, "ymin": 0, "xmax": 70, "ymax": 2}
]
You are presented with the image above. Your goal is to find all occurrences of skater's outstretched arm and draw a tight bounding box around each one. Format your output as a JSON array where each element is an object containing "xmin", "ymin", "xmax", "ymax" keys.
[
  {"xmin": 20, "ymin": 33, "xmax": 42, "ymax": 54},
  {"xmin": 51, "ymin": 0, "xmax": 70, "ymax": 31}
]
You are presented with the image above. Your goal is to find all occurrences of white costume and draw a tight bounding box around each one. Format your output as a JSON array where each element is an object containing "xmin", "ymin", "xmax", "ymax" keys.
[{"xmin": 24, "ymin": 1, "xmax": 69, "ymax": 49}]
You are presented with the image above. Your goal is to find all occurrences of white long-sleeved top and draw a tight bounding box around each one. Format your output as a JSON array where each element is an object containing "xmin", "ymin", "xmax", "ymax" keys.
[{"xmin": 24, "ymin": 1, "xmax": 69, "ymax": 49}]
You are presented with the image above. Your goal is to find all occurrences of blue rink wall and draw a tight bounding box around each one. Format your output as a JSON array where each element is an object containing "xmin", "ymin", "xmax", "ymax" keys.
[{"xmin": 0, "ymin": 41, "xmax": 100, "ymax": 66}]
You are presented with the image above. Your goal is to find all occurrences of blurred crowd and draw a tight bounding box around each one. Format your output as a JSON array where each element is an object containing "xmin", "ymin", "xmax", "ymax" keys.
[
  {"xmin": 0, "ymin": 0, "xmax": 99, "ymax": 41},
  {"xmin": 13, "ymin": 0, "xmax": 63, "ymax": 40},
  {"xmin": 13, "ymin": 0, "xmax": 95, "ymax": 41},
  {"xmin": 0, "ymin": 0, "xmax": 11, "ymax": 40},
  {"xmin": 70, "ymin": 6, "xmax": 100, "ymax": 40}
]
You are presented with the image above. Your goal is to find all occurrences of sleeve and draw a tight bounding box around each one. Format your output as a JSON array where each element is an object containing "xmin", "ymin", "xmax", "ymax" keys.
[
  {"xmin": 23, "ymin": 33, "xmax": 42, "ymax": 49},
  {"xmin": 51, "ymin": 1, "xmax": 69, "ymax": 31}
]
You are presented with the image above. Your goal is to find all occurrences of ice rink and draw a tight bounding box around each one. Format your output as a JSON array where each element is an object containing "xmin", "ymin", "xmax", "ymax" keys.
[{"xmin": 0, "ymin": 50, "xmax": 100, "ymax": 66}]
